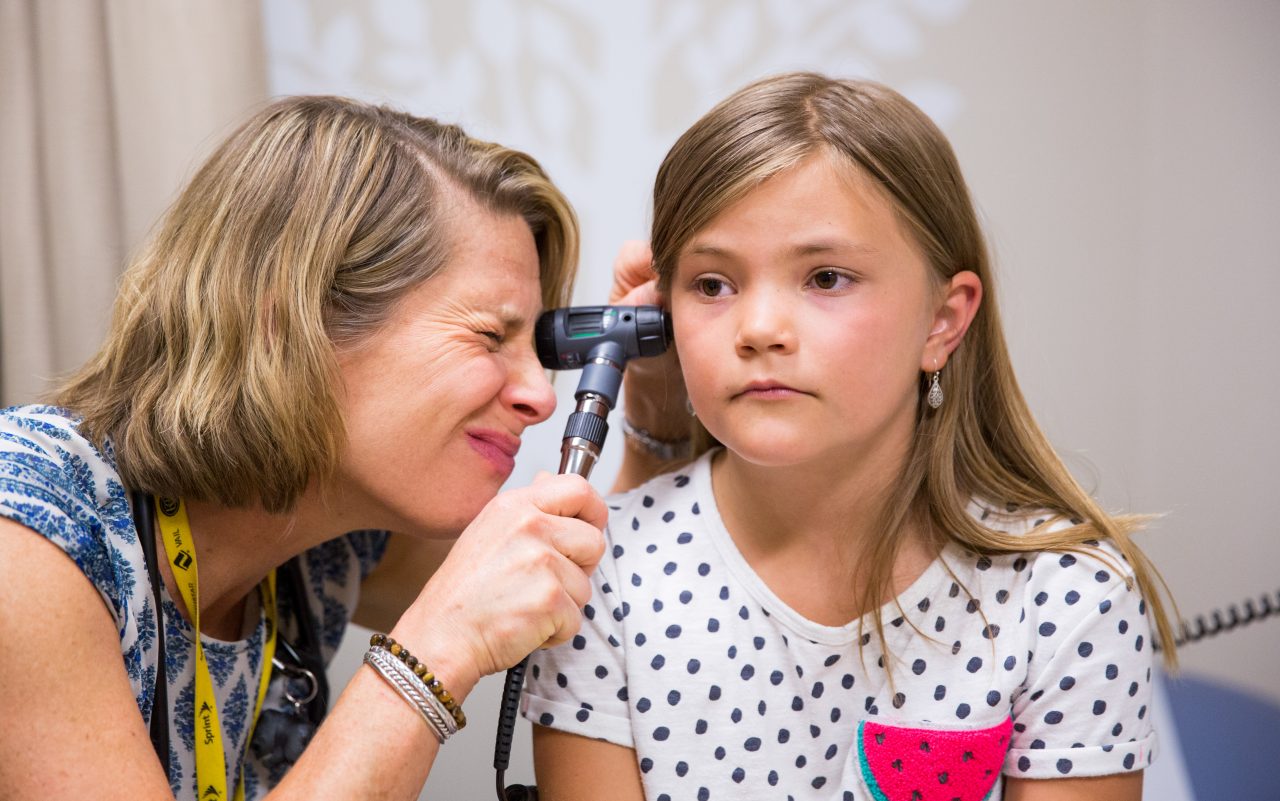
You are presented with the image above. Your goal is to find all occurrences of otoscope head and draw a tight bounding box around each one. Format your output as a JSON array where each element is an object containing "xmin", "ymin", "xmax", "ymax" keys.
[{"xmin": 535, "ymin": 305, "xmax": 672, "ymax": 371}]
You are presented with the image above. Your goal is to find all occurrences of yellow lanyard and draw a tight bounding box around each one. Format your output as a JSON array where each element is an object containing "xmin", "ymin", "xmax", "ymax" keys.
[{"xmin": 156, "ymin": 497, "xmax": 278, "ymax": 801}]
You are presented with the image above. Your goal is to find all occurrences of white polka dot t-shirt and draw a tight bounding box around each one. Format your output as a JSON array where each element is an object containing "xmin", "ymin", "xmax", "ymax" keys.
[{"xmin": 524, "ymin": 450, "xmax": 1156, "ymax": 800}]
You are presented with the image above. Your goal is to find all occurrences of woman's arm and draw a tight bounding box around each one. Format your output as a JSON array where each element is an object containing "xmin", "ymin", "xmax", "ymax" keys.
[
  {"xmin": 1004, "ymin": 772, "xmax": 1143, "ymax": 801},
  {"xmin": 532, "ymin": 726, "xmax": 645, "ymax": 801},
  {"xmin": 0, "ymin": 518, "xmax": 178, "ymax": 799},
  {"xmin": 607, "ymin": 241, "xmax": 692, "ymax": 495}
]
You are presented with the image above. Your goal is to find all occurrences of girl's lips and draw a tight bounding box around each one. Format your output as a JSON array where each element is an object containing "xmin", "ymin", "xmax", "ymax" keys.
[
  {"xmin": 733, "ymin": 381, "xmax": 808, "ymax": 399},
  {"xmin": 466, "ymin": 430, "xmax": 520, "ymax": 474}
]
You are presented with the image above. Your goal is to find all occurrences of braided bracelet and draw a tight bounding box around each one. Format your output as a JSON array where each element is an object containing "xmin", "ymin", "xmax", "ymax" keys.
[
  {"xmin": 364, "ymin": 647, "xmax": 456, "ymax": 743},
  {"xmin": 369, "ymin": 633, "xmax": 467, "ymax": 730}
]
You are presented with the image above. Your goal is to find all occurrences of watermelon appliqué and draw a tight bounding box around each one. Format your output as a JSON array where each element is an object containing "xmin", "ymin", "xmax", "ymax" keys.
[{"xmin": 857, "ymin": 716, "xmax": 1013, "ymax": 801}]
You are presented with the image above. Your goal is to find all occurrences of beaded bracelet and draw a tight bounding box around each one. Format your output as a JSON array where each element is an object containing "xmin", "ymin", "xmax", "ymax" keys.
[
  {"xmin": 364, "ymin": 647, "xmax": 456, "ymax": 743},
  {"xmin": 369, "ymin": 633, "xmax": 467, "ymax": 730}
]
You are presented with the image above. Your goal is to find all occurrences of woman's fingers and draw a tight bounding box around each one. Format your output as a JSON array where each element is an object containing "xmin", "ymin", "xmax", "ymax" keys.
[{"xmin": 610, "ymin": 240, "xmax": 658, "ymax": 304}]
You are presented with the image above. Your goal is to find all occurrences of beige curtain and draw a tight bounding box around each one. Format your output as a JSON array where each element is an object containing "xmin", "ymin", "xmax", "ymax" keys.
[{"xmin": 0, "ymin": 0, "xmax": 268, "ymax": 406}]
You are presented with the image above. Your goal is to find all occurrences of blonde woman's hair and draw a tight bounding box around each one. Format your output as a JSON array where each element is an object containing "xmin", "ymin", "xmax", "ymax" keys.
[
  {"xmin": 56, "ymin": 95, "xmax": 578, "ymax": 513},
  {"xmin": 650, "ymin": 72, "xmax": 1177, "ymax": 668}
]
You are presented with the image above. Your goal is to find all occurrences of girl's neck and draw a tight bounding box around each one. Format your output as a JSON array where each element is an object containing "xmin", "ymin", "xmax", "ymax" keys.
[
  {"xmin": 710, "ymin": 442, "xmax": 934, "ymax": 626},
  {"xmin": 152, "ymin": 485, "xmax": 354, "ymax": 641}
]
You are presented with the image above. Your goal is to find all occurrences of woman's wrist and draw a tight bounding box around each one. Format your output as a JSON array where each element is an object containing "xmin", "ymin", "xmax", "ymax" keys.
[{"xmin": 385, "ymin": 623, "xmax": 481, "ymax": 705}]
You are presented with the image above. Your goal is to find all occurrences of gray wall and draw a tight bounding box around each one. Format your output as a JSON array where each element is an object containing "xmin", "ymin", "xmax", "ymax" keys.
[{"xmin": 263, "ymin": 1, "xmax": 1280, "ymax": 796}]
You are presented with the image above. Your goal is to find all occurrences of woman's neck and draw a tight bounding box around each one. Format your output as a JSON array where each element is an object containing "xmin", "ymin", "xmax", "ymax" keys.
[{"xmin": 152, "ymin": 485, "xmax": 354, "ymax": 640}]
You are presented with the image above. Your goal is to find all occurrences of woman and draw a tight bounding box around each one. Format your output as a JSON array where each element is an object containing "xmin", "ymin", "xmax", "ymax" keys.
[{"xmin": 0, "ymin": 96, "xmax": 621, "ymax": 800}]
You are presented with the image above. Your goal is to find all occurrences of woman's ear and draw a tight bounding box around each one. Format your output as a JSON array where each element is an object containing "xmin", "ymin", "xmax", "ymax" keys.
[{"xmin": 922, "ymin": 270, "xmax": 982, "ymax": 371}]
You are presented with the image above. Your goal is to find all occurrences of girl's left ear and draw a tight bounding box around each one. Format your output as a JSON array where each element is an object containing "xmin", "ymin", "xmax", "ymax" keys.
[{"xmin": 923, "ymin": 270, "xmax": 982, "ymax": 371}]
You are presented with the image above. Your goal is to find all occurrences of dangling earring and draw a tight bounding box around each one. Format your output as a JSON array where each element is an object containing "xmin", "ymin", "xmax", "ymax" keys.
[
  {"xmin": 686, "ymin": 398, "xmax": 697, "ymax": 418},
  {"xmin": 926, "ymin": 361, "xmax": 944, "ymax": 410}
]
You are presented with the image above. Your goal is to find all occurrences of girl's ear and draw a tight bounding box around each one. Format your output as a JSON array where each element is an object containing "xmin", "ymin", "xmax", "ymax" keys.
[{"xmin": 922, "ymin": 270, "xmax": 982, "ymax": 371}]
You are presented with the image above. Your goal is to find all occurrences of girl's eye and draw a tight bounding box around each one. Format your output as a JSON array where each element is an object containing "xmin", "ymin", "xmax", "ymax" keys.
[
  {"xmin": 693, "ymin": 276, "xmax": 732, "ymax": 297},
  {"xmin": 809, "ymin": 269, "xmax": 852, "ymax": 291}
]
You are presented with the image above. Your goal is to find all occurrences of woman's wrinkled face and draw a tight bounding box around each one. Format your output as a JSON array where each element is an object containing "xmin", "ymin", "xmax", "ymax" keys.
[
  {"xmin": 671, "ymin": 153, "xmax": 942, "ymax": 474},
  {"xmin": 334, "ymin": 199, "xmax": 556, "ymax": 537}
]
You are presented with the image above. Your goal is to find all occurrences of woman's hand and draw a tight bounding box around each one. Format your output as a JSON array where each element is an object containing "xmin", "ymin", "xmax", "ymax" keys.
[
  {"xmin": 389, "ymin": 472, "xmax": 608, "ymax": 698},
  {"xmin": 610, "ymin": 241, "xmax": 693, "ymax": 491}
]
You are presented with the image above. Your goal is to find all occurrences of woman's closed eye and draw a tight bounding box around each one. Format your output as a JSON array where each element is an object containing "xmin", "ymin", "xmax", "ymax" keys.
[{"xmin": 479, "ymin": 329, "xmax": 504, "ymax": 350}]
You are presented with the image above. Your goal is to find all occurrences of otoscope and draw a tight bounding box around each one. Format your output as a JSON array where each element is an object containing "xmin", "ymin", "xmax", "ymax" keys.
[{"xmin": 494, "ymin": 304, "xmax": 672, "ymax": 801}]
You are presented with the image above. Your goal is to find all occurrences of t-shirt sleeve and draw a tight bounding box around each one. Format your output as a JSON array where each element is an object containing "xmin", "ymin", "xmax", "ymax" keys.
[
  {"xmin": 0, "ymin": 407, "xmax": 128, "ymax": 623},
  {"xmin": 523, "ymin": 522, "xmax": 634, "ymax": 748},
  {"xmin": 1007, "ymin": 545, "xmax": 1157, "ymax": 779}
]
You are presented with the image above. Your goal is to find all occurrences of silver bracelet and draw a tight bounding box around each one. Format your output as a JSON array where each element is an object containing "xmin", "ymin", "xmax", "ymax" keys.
[
  {"xmin": 621, "ymin": 417, "xmax": 691, "ymax": 461},
  {"xmin": 364, "ymin": 647, "xmax": 457, "ymax": 743}
]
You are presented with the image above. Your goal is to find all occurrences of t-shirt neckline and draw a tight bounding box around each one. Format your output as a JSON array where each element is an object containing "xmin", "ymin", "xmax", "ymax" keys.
[{"xmin": 690, "ymin": 448, "xmax": 953, "ymax": 648}]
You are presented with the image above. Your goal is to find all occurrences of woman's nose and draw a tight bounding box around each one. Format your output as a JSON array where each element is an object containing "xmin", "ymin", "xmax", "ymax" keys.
[
  {"xmin": 506, "ymin": 348, "xmax": 557, "ymax": 425},
  {"xmin": 735, "ymin": 289, "xmax": 797, "ymax": 356}
]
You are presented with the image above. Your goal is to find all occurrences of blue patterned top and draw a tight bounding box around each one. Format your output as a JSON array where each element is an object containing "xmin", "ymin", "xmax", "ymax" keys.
[{"xmin": 0, "ymin": 405, "xmax": 388, "ymax": 799}]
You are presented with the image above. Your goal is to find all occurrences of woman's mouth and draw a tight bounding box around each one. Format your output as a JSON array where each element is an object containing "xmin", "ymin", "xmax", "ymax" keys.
[{"xmin": 466, "ymin": 429, "xmax": 520, "ymax": 475}]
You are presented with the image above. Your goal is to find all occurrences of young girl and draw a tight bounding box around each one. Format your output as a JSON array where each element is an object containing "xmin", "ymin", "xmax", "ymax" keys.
[{"xmin": 523, "ymin": 73, "xmax": 1174, "ymax": 801}]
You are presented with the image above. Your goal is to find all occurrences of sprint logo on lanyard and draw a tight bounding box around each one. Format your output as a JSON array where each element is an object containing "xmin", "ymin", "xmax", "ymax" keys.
[{"xmin": 157, "ymin": 497, "xmax": 278, "ymax": 801}]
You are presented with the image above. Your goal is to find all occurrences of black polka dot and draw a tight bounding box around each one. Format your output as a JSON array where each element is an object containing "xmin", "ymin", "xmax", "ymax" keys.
[
  {"xmin": 635, "ymin": 633, "xmax": 646, "ymax": 646},
  {"xmin": 842, "ymin": 674, "xmax": 855, "ymax": 689},
  {"xmin": 709, "ymin": 685, "xmax": 721, "ymax": 701},
  {"xmin": 966, "ymin": 656, "xmax": 983, "ymax": 673},
  {"xmin": 1065, "ymin": 590, "xmax": 1080, "ymax": 605},
  {"xmin": 665, "ymin": 624, "xmax": 682, "ymax": 639},
  {"xmin": 831, "ymin": 708, "xmax": 841, "ymax": 723},
  {"xmin": 1056, "ymin": 758, "xmax": 1073, "ymax": 774},
  {"xmin": 1014, "ymin": 557, "xmax": 1028, "ymax": 571},
  {"xmin": 1039, "ymin": 622, "xmax": 1057, "ymax": 637},
  {"xmin": 912, "ymin": 658, "xmax": 927, "ymax": 675},
  {"xmin": 731, "ymin": 767, "xmax": 744, "ymax": 783},
  {"xmin": 983, "ymin": 624, "xmax": 1000, "ymax": 639},
  {"xmin": 987, "ymin": 690, "xmax": 1002, "ymax": 706},
  {"xmin": 697, "ymin": 563, "xmax": 710, "ymax": 576},
  {"xmin": 653, "ymin": 726, "xmax": 669, "ymax": 741},
  {"xmin": 595, "ymin": 665, "xmax": 608, "ymax": 679},
  {"xmin": 556, "ymin": 673, "xmax": 568, "ymax": 688},
  {"xmin": 935, "ymin": 616, "xmax": 946, "ymax": 632},
  {"xmin": 778, "ymin": 728, "xmax": 791, "ymax": 743},
  {"xmin": 688, "ymin": 658, "xmax": 701, "ymax": 674},
  {"xmin": 714, "ymin": 746, "xmax": 725, "ymax": 759},
  {"xmin": 1135, "ymin": 635, "xmax": 1144, "ymax": 651},
  {"xmin": 738, "ymin": 605, "xmax": 749, "ymax": 620},
  {"xmin": 576, "ymin": 708, "xmax": 590, "ymax": 722},
  {"xmin": 956, "ymin": 703, "xmax": 971, "ymax": 719},
  {"xmin": 1031, "ymin": 739, "xmax": 1045, "ymax": 749},
  {"xmin": 651, "ymin": 655, "xmax": 665, "ymax": 670},
  {"xmin": 663, "ymin": 561, "xmax": 677, "ymax": 575},
  {"xmin": 617, "ymin": 686, "xmax": 628, "ymax": 702},
  {"xmin": 757, "ymin": 700, "xmax": 766, "ymax": 716},
  {"xmin": 744, "ymin": 736, "xmax": 761, "ymax": 752},
  {"xmin": 676, "ymin": 761, "xmax": 689, "ymax": 777},
  {"xmin": 668, "ymin": 690, "xmax": 681, "ymax": 706},
  {"xmin": 695, "ymin": 719, "xmax": 707, "ymax": 734},
  {"xmin": 811, "ymin": 682, "xmax": 825, "ymax": 698},
  {"xmin": 824, "ymin": 654, "xmax": 841, "ymax": 666},
  {"xmin": 1093, "ymin": 700, "xmax": 1107, "ymax": 715},
  {"xmin": 662, "ymin": 511, "xmax": 675, "ymax": 523},
  {"xmin": 637, "ymin": 697, "xmax": 651, "ymax": 712},
  {"xmin": 934, "ymin": 684, "xmax": 946, "ymax": 700},
  {"xmin": 1078, "ymin": 642, "xmax": 1094, "ymax": 658},
  {"xmin": 812, "ymin": 776, "xmax": 827, "ymax": 789},
  {"xmin": 1119, "ymin": 619, "xmax": 1129, "ymax": 634},
  {"xmin": 1106, "ymin": 664, "xmax": 1119, "ymax": 680},
  {"xmin": 768, "ymin": 770, "xmax": 779, "ymax": 786},
  {"xmin": 1034, "ymin": 592, "xmax": 1049, "ymax": 606},
  {"xmin": 892, "ymin": 693, "xmax": 905, "ymax": 709},
  {"xmin": 792, "ymin": 696, "xmax": 804, "ymax": 711},
  {"xmin": 1004, "ymin": 655, "xmax": 1017, "ymax": 671},
  {"xmin": 730, "ymin": 707, "xmax": 742, "ymax": 723},
  {"xmin": 1045, "ymin": 710, "xmax": 1064, "ymax": 724},
  {"xmin": 1018, "ymin": 756, "xmax": 1031, "ymax": 772},
  {"xmin": 1060, "ymin": 676, "xmax": 1076, "ymax": 691},
  {"xmin": 769, "ymin": 670, "xmax": 783, "ymax": 685},
  {"xmin": 707, "ymin": 618, "xmax": 719, "ymax": 633},
  {"xmin": 1128, "ymin": 682, "xmax": 1139, "ymax": 697},
  {"xmin": 996, "ymin": 589, "xmax": 1010, "ymax": 604},
  {"xmin": 1095, "ymin": 569, "xmax": 1110, "ymax": 583},
  {"xmin": 539, "ymin": 713, "xmax": 554, "ymax": 726},
  {"xmin": 740, "ymin": 664, "xmax": 755, "ymax": 680},
  {"xmin": 697, "ymin": 788, "xmax": 708, "ymax": 801},
  {"xmin": 796, "ymin": 755, "xmax": 807, "ymax": 768},
  {"xmin": 572, "ymin": 635, "xmax": 587, "ymax": 650},
  {"xmin": 677, "ymin": 532, "xmax": 693, "ymax": 544},
  {"xmin": 1060, "ymin": 554, "xmax": 1077, "ymax": 568},
  {"xmin": 1123, "ymin": 753, "xmax": 1136, "ymax": 769},
  {"xmin": 825, "ymin": 744, "xmax": 838, "ymax": 760},
  {"xmin": 640, "ymin": 757, "xmax": 652, "ymax": 773}
]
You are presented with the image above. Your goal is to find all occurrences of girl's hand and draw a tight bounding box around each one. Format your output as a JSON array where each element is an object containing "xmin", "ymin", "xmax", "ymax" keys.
[
  {"xmin": 610, "ymin": 241, "xmax": 689, "ymax": 443},
  {"xmin": 390, "ymin": 473, "xmax": 607, "ymax": 698}
]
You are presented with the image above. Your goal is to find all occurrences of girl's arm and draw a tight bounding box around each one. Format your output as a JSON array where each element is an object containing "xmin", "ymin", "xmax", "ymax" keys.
[
  {"xmin": 1004, "ymin": 772, "xmax": 1143, "ymax": 801},
  {"xmin": 532, "ymin": 726, "xmax": 646, "ymax": 801}
]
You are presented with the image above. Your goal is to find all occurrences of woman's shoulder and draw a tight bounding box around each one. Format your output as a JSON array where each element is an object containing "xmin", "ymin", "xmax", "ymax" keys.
[{"xmin": 0, "ymin": 404, "xmax": 139, "ymax": 626}]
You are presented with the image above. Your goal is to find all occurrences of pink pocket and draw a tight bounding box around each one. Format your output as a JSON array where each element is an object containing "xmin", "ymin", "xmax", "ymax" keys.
[{"xmin": 856, "ymin": 717, "xmax": 1012, "ymax": 801}]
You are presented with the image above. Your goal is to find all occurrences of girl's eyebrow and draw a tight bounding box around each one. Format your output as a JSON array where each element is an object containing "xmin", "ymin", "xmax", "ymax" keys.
[{"xmin": 686, "ymin": 240, "xmax": 880, "ymax": 258}]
